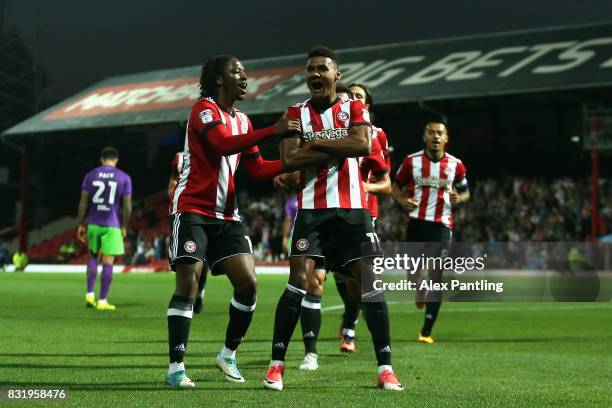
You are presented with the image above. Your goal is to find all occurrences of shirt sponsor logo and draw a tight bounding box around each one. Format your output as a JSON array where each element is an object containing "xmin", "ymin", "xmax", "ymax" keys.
[
  {"xmin": 415, "ymin": 176, "xmax": 451, "ymax": 189},
  {"xmin": 303, "ymin": 128, "xmax": 348, "ymax": 142}
]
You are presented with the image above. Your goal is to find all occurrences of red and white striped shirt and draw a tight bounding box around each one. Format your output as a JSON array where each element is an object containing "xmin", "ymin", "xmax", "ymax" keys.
[
  {"xmin": 363, "ymin": 127, "xmax": 391, "ymax": 217},
  {"xmin": 395, "ymin": 151, "xmax": 468, "ymax": 229},
  {"xmin": 172, "ymin": 152, "xmax": 185, "ymax": 175},
  {"xmin": 171, "ymin": 98, "xmax": 257, "ymax": 221},
  {"xmin": 286, "ymin": 97, "xmax": 372, "ymax": 210},
  {"xmin": 373, "ymin": 126, "xmax": 391, "ymax": 169},
  {"xmin": 359, "ymin": 135, "xmax": 389, "ymax": 217}
]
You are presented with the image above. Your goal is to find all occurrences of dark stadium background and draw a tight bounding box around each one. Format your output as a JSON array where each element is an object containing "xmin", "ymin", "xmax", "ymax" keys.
[{"xmin": 1, "ymin": 0, "xmax": 612, "ymax": 259}]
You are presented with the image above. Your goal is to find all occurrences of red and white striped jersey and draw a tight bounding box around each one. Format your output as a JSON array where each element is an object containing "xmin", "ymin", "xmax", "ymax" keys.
[
  {"xmin": 372, "ymin": 126, "xmax": 391, "ymax": 169},
  {"xmin": 395, "ymin": 150, "xmax": 468, "ymax": 229},
  {"xmin": 359, "ymin": 135, "xmax": 389, "ymax": 217},
  {"xmin": 170, "ymin": 97, "xmax": 257, "ymax": 221},
  {"xmin": 172, "ymin": 152, "xmax": 185, "ymax": 175},
  {"xmin": 286, "ymin": 97, "xmax": 371, "ymax": 210}
]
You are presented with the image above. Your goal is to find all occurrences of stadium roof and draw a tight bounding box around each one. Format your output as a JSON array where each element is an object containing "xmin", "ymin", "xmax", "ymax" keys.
[{"xmin": 4, "ymin": 21, "xmax": 612, "ymax": 135}]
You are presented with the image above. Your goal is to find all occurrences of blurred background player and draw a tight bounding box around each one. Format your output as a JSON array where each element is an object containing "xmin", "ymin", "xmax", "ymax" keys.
[
  {"xmin": 77, "ymin": 147, "xmax": 132, "ymax": 311},
  {"xmin": 168, "ymin": 151, "xmax": 208, "ymax": 314},
  {"xmin": 297, "ymin": 83, "xmax": 391, "ymax": 369},
  {"xmin": 264, "ymin": 47, "xmax": 402, "ymax": 391},
  {"xmin": 281, "ymin": 194, "xmax": 298, "ymax": 256},
  {"xmin": 337, "ymin": 83, "xmax": 393, "ymax": 354},
  {"xmin": 392, "ymin": 120, "xmax": 470, "ymax": 344},
  {"xmin": 165, "ymin": 54, "xmax": 300, "ymax": 388}
]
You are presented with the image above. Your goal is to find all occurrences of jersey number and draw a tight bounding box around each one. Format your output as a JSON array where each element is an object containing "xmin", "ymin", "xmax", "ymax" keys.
[
  {"xmin": 366, "ymin": 232, "xmax": 382, "ymax": 252},
  {"xmin": 92, "ymin": 180, "xmax": 118, "ymax": 205},
  {"xmin": 366, "ymin": 232, "xmax": 380, "ymax": 243}
]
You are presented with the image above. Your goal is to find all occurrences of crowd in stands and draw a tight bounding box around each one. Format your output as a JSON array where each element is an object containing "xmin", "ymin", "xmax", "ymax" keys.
[
  {"xmin": 233, "ymin": 177, "xmax": 612, "ymax": 262},
  {"xmin": 13, "ymin": 177, "xmax": 611, "ymax": 266},
  {"xmin": 454, "ymin": 177, "xmax": 612, "ymax": 243}
]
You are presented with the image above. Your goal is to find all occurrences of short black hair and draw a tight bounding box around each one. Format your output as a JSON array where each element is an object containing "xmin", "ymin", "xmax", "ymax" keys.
[
  {"xmin": 199, "ymin": 55, "xmax": 235, "ymax": 98},
  {"xmin": 348, "ymin": 83, "xmax": 373, "ymax": 107},
  {"xmin": 423, "ymin": 117, "xmax": 450, "ymax": 133},
  {"xmin": 335, "ymin": 83, "xmax": 353, "ymax": 98},
  {"xmin": 307, "ymin": 46, "xmax": 339, "ymax": 65},
  {"xmin": 100, "ymin": 146, "xmax": 119, "ymax": 160}
]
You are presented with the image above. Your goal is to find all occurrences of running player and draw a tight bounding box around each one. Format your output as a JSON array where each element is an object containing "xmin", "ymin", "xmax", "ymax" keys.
[
  {"xmin": 77, "ymin": 147, "xmax": 132, "ymax": 311},
  {"xmin": 263, "ymin": 47, "xmax": 403, "ymax": 391},
  {"xmin": 168, "ymin": 152, "xmax": 208, "ymax": 314},
  {"xmin": 165, "ymin": 55, "xmax": 300, "ymax": 388},
  {"xmin": 392, "ymin": 119, "xmax": 470, "ymax": 344}
]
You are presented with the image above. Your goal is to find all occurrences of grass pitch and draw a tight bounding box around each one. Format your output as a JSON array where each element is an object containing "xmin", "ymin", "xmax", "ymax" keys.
[{"xmin": 0, "ymin": 272, "xmax": 610, "ymax": 407}]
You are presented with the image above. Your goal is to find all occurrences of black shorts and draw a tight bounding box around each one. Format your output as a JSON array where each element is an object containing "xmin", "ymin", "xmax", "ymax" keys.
[
  {"xmin": 405, "ymin": 218, "xmax": 452, "ymax": 258},
  {"xmin": 168, "ymin": 212, "xmax": 253, "ymax": 273},
  {"xmin": 291, "ymin": 208, "xmax": 381, "ymax": 270}
]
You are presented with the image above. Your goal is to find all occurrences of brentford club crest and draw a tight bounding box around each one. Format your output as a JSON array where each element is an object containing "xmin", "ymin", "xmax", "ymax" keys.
[
  {"xmin": 296, "ymin": 238, "xmax": 309, "ymax": 251},
  {"xmin": 184, "ymin": 241, "xmax": 197, "ymax": 253},
  {"xmin": 336, "ymin": 111, "xmax": 349, "ymax": 122}
]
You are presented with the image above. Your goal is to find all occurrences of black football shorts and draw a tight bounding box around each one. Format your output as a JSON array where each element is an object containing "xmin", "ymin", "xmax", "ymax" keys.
[
  {"xmin": 168, "ymin": 212, "xmax": 253, "ymax": 273},
  {"xmin": 291, "ymin": 208, "xmax": 382, "ymax": 270}
]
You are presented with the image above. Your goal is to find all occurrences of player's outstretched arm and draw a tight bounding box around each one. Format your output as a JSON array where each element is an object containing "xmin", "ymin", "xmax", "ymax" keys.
[
  {"xmin": 364, "ymin": 172, "xmax": 391, "ymax": 196},
  {"xmin": 121, "ymin": 195, "xmax": 132, "ymax": 238},
  {"xmin": 280, "ymin": 137, "xmax": 332, "ymax": 172},
  {"xmin": 241, "ymin": 151, "xmax": 284, "ymax": 180},
  {"xmin": 308, "ymin": 125, "xmax": 371, "ymax": 158},
  {"xmin": 76, "ymin": 191, "xmax": 89, "ymax": 243},
  {"xmin": 207, "ymin": 117, "xmax": 301, "ymax": 156}
]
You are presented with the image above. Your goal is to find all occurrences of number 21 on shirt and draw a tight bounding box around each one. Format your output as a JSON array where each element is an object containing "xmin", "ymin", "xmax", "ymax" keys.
[{"xmin": 92, "ymin": 180, "xmax": 118, "ymax": 205}]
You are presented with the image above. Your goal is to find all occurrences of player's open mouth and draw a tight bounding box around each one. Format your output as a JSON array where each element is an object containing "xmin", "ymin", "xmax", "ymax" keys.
[
  {"xmin": 310, "ymin": 80, "xmax": 324, "ymax": 92},
  {"xmin": 238, "ymin": 82, "xmax": 247, "ymax": 95}
]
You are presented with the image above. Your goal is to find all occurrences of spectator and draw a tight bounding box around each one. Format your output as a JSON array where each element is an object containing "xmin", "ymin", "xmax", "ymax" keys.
[
  {"xmin": 13, "ymin": 251, "xmax": 28, "ymax": 272},
  {"xmin": 0, "ymin": 240, "xmax": 9, "ymax": 271},
  {"xmin": 58, "ymin": 240, "xmax": 77, "ymax": 262}
]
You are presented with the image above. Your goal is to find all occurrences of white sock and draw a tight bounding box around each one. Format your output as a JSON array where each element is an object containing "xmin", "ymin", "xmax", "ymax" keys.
[
  {"xmin": 168, "ymin": 362, "xmax": 185, "ymax": 374},
  {"xmin": 97, "ymin": 299, "xmax": 107, "ymax": 305},
  {"xmin": 86, "ymin": 292, "xmax": 94, "ymax": 298},
  {"xmin": 219, "ymin": 346, "xmax": 236, "ymax": 359},
  {"xmin": 342, "ymin": 328, "xmax": 356, "ymax": 338},
  {"xmin": 270, "ymin": 360, "xmax": 285, "ymax": 367},
  {"xmin": 377, "ymin": 365, "xmax": 393, "ymax": 374},
  {"xmin": 199, "ymin": 288, "xmax": 206, "ymax": 298}
]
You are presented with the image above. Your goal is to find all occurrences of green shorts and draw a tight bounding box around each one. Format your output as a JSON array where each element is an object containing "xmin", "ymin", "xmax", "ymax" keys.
[{"xmin": 87, "ymin": 225, "xmax": 125, "ymax": 256}]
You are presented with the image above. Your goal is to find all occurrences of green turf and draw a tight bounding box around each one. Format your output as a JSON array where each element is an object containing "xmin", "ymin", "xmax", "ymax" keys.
[{"xmin": 0, "ymin": 272, "xmax": 610, "ymax": 407}]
